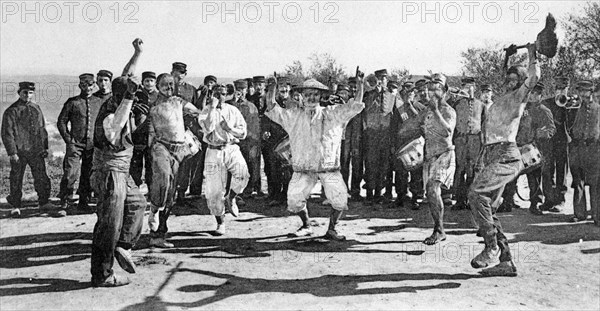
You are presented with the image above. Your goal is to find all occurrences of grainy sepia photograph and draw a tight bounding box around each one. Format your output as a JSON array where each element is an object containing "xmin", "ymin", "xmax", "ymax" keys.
[{"xmin": 0, "ymin": 0, "xmax": 599, "ymax": 310}]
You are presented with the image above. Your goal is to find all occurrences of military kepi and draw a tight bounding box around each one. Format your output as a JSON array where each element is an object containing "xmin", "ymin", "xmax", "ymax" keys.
[
  {"xmin": 172, "ymin": 62, "xmax": 188, "ymax": 73},
  {"xmin": 142, "ymin": 71, "xmax": 156, "ymax": 81},
  {"xmin": 97, "ymin": 70, "xmax": 113, "ymax": 80},
  {"xmin": 374, "ymin": 69, "xmax": 388, "ymax": 77},
  {"xmin": 18, "ymin": 81, "xmax": 35, "ymax": 92},
  {"xmin": 79, "ymin": 73, "xmax": 95, "ymax": 83}
]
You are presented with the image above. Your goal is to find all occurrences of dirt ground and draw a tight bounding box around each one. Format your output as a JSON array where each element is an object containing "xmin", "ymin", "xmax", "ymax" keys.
[{"xmin": 1, "ymin": 177, "xmax": 599, "ymax": 311}]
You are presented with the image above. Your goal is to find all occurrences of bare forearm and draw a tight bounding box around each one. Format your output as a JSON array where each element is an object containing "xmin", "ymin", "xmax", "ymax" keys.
[{"xmin": 122, "ymin": 51, "xmax": 141, "ymax": 77}]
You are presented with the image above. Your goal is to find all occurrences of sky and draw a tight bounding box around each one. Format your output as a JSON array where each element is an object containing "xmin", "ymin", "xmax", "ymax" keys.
[{"xmin": 0, "ymin": 0, "xmax": 590, "ymax": 78}]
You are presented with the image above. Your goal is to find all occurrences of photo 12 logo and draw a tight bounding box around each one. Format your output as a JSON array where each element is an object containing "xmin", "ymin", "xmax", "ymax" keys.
[
  {"xmin": 400, "ymin": 1, "xmax": 540, "ymax": 24},
  {"xmin": 1, "ymin": 1, "xmax": 140, "ymax": 23},
  {"xmin": 201, "ymin": 1, "xmax": 340, "ymax": 23}
]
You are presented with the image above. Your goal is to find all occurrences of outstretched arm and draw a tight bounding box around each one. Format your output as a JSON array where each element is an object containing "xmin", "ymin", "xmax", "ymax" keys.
[{"xmin": 121, "ymin": 38, "xmax": 143, "ymax": 77}]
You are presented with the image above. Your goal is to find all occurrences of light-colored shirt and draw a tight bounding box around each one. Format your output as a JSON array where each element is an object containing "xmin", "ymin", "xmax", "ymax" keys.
[
  {"xmin": 199, "ymin": 102, "xmax": 247, "ymax": 146},
  {"xmin": 265, "ymin": 99, "xmax": 364, "ymax": 172}
]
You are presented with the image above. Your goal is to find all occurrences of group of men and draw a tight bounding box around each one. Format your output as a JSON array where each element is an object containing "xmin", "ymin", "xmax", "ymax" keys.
[{"xmin": 2, "ymin": 37, "xmax": 599, "ymax": 286}]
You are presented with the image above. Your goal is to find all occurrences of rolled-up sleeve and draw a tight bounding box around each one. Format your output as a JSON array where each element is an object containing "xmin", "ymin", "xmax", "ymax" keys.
[{"xmin": 265, "ymin": 104, "xmax": 296, "ymax": 132}]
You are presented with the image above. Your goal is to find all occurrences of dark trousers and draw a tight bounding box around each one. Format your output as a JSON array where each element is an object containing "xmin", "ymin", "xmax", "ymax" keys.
[
  {"xmin": 570, "ymin": 142, "xmax": 600, "ymax": 221},
  {"xmin": 90, "ymin": 170, "xmax": 146, "ymax": 281},
  {"xmin": 262, "ymin": 143, "xmax": 289, "ymax": 200},
  {"xmin": 469, "ymin": 142, "xmax": 522, "ymax": 262},
  {"xmin": 176, "ymin": 143, "xmax": 206, "ymax": 197},
  {"xmin": 7, "ymin": 151, "xmax": 51, "ymax": 208},
  {"xmin": 503, "ymin": 166, "xmax": 543, "ymax": 205},
  {"xmin": 240, "ymin": 141, "xmax": 261, "ymax": 194},
  {"xmin": 130, "ymin": 146, "xmax": 152, "ymax": 187},
  {"xmin": 394, "ymin": 165, "xmax": 424, "ymax": 202},
  {"xmin": 58, "ymin": 144, "xmax": 93, "ymax": 202},
  {"xmin": 341, "ymin": 138, "xmax": 364, "ymax": 196},
  {"xmin": 364, "ymin": 128, "xmax": 390, "ymax": 196},
  {"xmin": 542, "ymin": 142, "xmax": 569, "ymax": 204},
  {"xmin": 454, "ymin": 134, "xmax": 481, "ymax": 205}
]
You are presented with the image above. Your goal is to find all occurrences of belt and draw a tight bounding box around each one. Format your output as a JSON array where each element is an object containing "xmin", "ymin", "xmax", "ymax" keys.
[
  {"xmin": 157, "ymin": 139, "xmax": 186, "ymax": 153},
  {"xmin": 208, "ymin": 144, "xmax": 233, "ymax": 150}
]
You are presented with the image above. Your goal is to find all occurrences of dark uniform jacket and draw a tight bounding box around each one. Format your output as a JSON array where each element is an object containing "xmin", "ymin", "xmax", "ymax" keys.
[
  {"xmin": 1, "ymin": 99, "xmax": 48, "ymax": 155},
  {"xmin": 570, "ymin": 101, "xmax": 600, "ymax": 143},
  {"xmin": 516, "ymin": 102, "xmax": 556, "ymax": 147},
  {"xmin": 229, "ymin": 98, "xmax": 260, "ymax": 145},
  {"xmin": 454, "ymin": 97, "xmax": 485, "ymax": 135},
  {"xmin": 57, "ymin": 94, "xmax": 103, "ymax": 150},
  {"xmin": 542, "ymin": 97, "xmax": 573, "ymax": 145},
  {"xmin": 363, "ymin": 88, "xmax": 394, "ymax": 130}
]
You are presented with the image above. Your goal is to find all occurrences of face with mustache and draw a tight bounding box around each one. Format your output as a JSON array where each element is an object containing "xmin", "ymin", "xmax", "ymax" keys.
[
  {"xmin": 158, "ymin": 75, "xmax": 175, "ymax": 97},
  {"xmin": 302, "ymin": 88, "xmax": 321, "ymax": 109}
]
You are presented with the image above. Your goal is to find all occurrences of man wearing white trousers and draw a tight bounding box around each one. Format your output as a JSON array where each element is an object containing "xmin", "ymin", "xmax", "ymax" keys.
[
  {"xmin": 265, "ymin": 75, "xmax": 365, "ymax": 241},
  {"xmin": 199, "ymin": 84, "xmax": 249, "ymax": 235}
]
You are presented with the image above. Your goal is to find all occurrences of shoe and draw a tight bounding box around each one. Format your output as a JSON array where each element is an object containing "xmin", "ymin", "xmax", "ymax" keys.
[
  {"xmin": 114, "ymin": 247, "xmax": 136, "ymax": 274},
  {"xmin": 52, "ymin": 209, "xmax": 68, "ymax": 217},
  {"xmin": 214, "ymin": 224, "xmax": 226, "ymax": 236},
  {"xmin": 571, "ymin": 216, "xmax": 586, "ymax": 223},
  {"xmin": 148, "ymin": 210, "xmax": 159, "ymax": 232},
  {"xmin": 479, "ymin": 260, "xmax": 518, "ymax": 277},
  {"xmin": 60, "ymin": 201, "xmax": 69, "ymax": 210},
  {"xmin": 322, "ymin": 199, "xmax": 331, "ymax": 206},
  {"xmin": 291, "ymin": 226, "xmax": 313, "ymax": 237},
  {"xmin": 236, "ymin": 196, "xmax": 246, "ymax": 207},
  {"xmin": 224, "ymin": 197, "xmax": 239, "ymax": 217},
  {"xmin": 10, "ymin": 208, "xmax": 21, "ymax": 218},
  {"xmin": 92, "ymin": 274, "xmax": 131, "ymax": 287},
  {"xmin": 497, "ymin": 202, "xmax": 513, "ymax": 213},
  {"xmin": 410, "ymin": 201, "xmax": 420, "ymax": 210},
  {"xmin": 529, "ymin": 204, "xmax": 543, "ymax": 215},
  {"xmin": 548, "ymin": 202, "xmax": 565, "ymax": 213},
  {"xmin": 255, "ymin": 191, "xmax": 267, "ymax": 199},
  {"xmin": 323, "ymin": 229, "xmax": 346, "ymax": 241},
  {"xmin": 149, "ymin": 237, "xmax": 174, "ymax": 248},
  {"xmin": 471, "ymin": 246, "xmax": 500, "ymax": 268},
  {"xmin": 452, "ymin": 202, "xmax": 469, "ymax": 210}
]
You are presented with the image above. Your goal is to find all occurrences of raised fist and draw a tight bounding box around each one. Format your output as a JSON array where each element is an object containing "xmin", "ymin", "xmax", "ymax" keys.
[{"xmin": 132, "ymin": 38, "xmax": 143, "ymax": 53}]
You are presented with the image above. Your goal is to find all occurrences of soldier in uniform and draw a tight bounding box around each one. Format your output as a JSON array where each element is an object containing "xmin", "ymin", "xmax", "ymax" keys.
[
  {"xmin": 452, "ymin": 77, "xmax": 486, "ymax": 210},
  {"xmin": 362, "ymin": 69, "xmax": 394, "ymax": 205},
  {"xmin": 390, "ymin": 81, "xmax": 426, "ymax": 209},
  {"xmin": 383, "ymin": 80, "xmax": 401, "ymax": 202},
  {"xmin": 419, "ymin": 74, "xmax": 457, "ymax": 245},
  {"xmin": 345, "ymin": 77, "xmax": 364, "ymax": 200},
  {"xmin": 469, "ymin": 43, "xmax": 539, "ymax": 276},
  {"xmin": 171, "ymin": 62, "xmax": 200, "ymax": 201},
  {"xmin": 57, "ymin": 73, "xmax": 103, "ymax": 213},
  {"xmin": 1, "ymin": 82, "xmax": 53, "ymax": 217},
  {"xmin": 502, "ymin": 82, "xmax": 555, "ymax": 214},
  {"xmin": 540, "ymin": 76, "xmax": 571, "ymax": 212},
  {"xmin": 569, "ymin": 80, "xmax": 599, "ymax": 225},
  {"xmin": 129, "ymin": 71, "xmax": 158, "ymax": 187},
  {"xmin": 229, "ymin": 79, "xmax": 261, "ymax": 198}
]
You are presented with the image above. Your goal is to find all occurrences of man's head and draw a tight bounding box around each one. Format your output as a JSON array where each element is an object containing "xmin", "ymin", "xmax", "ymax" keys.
[
  {"xmin": 213, "ymin": 84, "xmax": 228, "ymax": 103},
  {"xmin": 142, "ymin": 71, "xmax": 157, "ymax": 92},
  {"xmin": 480, "ymin": 84, "xmax": 493, "ymax": 103},
  {"xmin": 348, "ymin": 77, "xmax": 357, "ymax": 97},
  {"xmin": 291, "ymin": 87, "xmax": 302, "ymax": 102},
  {"xmin": 97, "ymin": 70, "xmax": 113, "ymax": 94},
  {"xmin": 554, "ymin": 76, "xmax": 570, "ymax": 95},
  {"xmin": 374, "ymin": 69, "xmax": 388, "ymax": 90},
  {"xmin": 110, "ymin": 76, "xmax": 130, "ymax": 103},
  {"xmin": 245, "ymin": 78, "xmax": 255, "ymax": 96},
  {"xmin": 387, "ymin": 80, "xmax": 400, "ymax": 95},
  {"xmin": 171, "ymin": 62, "xmax": 188, "ymax": 84},
  {"xmin": 17, "ymin": 81, "xmax": 35, "ymax": 102},
  {"xmin": 204, "ymin": 75, "xmax": 217, "ymax": 89},
  {"xmin": 506, "ymin": 65, "xmax": 528, "ymax": 91},
  {"xmin": 415, "ymin": 79, "xmax": 428, "ymax": 102},
  {"xmin": 79, "ymin": 73, "xmax": 95, "ymax": 97},
  {"xmin": 576, "ymin": 80, "xmax": 594, "ymax": 103},
  {"xmin": 336, "ymin": 84, "xmax": 351, "ymax": 102},
  {"xmin": 156, "ymin": 73, "xmax": 175, "ymax": 97},
  {"xmin": 277, "ymin": 77, "xmax": 291, "ymax": 100},
  {"xmin": 528, "ymin": 82, "xmax": 544, "ymax": 104},
  {"xmin": 461, "ymin": 77, "xmax": 476, "ymax": 98},
  {"xmin": 253, "ymin": 76, "xmax": 266, "ymax": 95},
  {"xmin": 234, "ymin": 79, "xmax": 248, "ymax": 100},
  {"xmin": 299, "ymin": 79, "xmax": 328, "ymax": 110},
  {"xmin": 427, "ymin": 73, "xmax": 448, "ymax": 104},
  {"xmin": 401, "ymin": 81, "xmax": 416, "ymax": 103}
]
